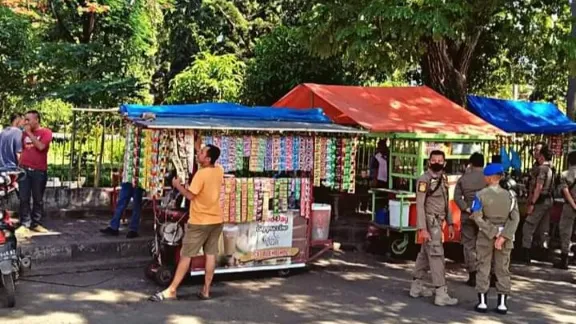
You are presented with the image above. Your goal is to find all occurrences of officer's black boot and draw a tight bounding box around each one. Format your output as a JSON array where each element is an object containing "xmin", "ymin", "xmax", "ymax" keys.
[
  {"xmin": 496, "ymin": 294, "xmax": 508, "ymax": 315},
  {"xmin": 553, "ymin": 253, "xmax": 569, "ymax": 270},
  {"xmin": 475, "ymin": 293, "xmax": 488, "ymax": 313},
  {"xmin": 522, "ymin": 248, "xmax": 532, "ymax": 265},
  {"xmin": 466, "ymin": 271, "xmax": 476, "ymax": 287}
]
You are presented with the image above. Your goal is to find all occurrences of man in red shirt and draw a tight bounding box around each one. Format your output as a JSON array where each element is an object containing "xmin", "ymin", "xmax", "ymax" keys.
[{"xmin": 18, "ymin": 110, "xmax": 53, "ymax": 234}]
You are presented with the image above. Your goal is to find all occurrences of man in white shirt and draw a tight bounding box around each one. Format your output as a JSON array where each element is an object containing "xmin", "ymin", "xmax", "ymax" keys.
[{"xmin": 371, "ymin": 140, "xmax": 389, "ymax": 188}]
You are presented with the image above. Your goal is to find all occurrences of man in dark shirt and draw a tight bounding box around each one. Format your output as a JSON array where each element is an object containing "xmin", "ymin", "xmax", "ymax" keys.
[{"xmin": 0, "ymin": 113, "xmax": 24, "ymax": 168}]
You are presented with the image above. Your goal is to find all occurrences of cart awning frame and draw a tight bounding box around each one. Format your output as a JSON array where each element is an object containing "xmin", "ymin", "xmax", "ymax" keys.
[{"xmin": 129, "ymin": 116, "xmax": 367, "ymax": 134}]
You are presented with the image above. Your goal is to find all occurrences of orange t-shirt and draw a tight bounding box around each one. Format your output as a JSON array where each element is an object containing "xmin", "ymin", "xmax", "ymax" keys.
[{"xmin": 188, "ymin": 165, "xmax": 224, "ymax": 225}]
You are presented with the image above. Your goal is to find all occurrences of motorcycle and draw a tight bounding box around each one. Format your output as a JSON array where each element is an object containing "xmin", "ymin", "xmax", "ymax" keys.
[{"xmin": 0, "ymin": 167, "xmax": 31, "ymax": 308}]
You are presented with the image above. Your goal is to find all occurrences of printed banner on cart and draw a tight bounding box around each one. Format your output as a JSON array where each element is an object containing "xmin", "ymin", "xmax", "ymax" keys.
[{"xmin": 218, "ymin": 213, "xmax": 298, "ymax": 268}]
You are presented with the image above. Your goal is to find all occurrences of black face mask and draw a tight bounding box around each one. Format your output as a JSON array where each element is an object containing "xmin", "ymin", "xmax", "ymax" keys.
[{"xmin": 430, "ymin": 163, "xmax": 444, "ymax": 172}]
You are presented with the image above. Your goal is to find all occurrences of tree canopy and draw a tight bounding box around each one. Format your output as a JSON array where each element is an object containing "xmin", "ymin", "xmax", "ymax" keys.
[
  {"xmin": 302, "ymin": 0, "xmax": 576, "ymax": 107},
  {"xmin": 0, "ymin": 0, "xmax": 574, "ymax": 126}
]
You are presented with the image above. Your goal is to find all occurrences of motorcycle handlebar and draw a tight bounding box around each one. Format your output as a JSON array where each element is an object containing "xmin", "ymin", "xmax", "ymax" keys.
[{"xmin": 0, "ymin": 167, "xmax": 26, "ymax": 182}]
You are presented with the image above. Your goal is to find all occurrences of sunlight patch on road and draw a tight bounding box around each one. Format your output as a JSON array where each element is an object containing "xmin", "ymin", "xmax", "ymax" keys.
[
  {"xmin": 0, "ymin": 312, "xmax": 86, "ymax": 324},
  {"xmin": 225, "ymin": 278, "xmax": 284, "ymax": 292},
  {"xmin": 166, "ymin": 315, "xmax": 204, "ymax": 324},
  {"xmin": 314, "ymin": 257, "xmax": 376, "ymax": 270},
  {"xmin": 70, "ymin": 289, "xmax": 144, "ymax": 303}
]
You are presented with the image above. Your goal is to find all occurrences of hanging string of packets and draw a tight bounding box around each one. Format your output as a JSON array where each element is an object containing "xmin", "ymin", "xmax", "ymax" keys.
[
  {"xmin": 220, "ymin": 176, "xmax": 311, "ymax": 223},
  {"xmin": 123, "ymin": 130, "xmax": 360, "ymax": 196},
  {"xmin": 121, "ymin": 124, "xmax": 137, "ymax": 185},
  {"xmin": 203, "ymin": 135, "xmax": 315, "ymax": 173},
  {"xmin": 314, "ymin": 137, "xmax": 358, "ymax": 193}
]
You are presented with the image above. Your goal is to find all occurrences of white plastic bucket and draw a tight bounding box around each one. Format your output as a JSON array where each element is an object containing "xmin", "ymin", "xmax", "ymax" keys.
[{"xmin": 389, "ymin": 200, "xmax": 410, "ymax": 228}]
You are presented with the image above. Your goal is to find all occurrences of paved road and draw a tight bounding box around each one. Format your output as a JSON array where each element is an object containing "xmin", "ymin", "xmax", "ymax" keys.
[{"xmin": 0, "ymin": 252, "xmax": 574, "ymax": 324}]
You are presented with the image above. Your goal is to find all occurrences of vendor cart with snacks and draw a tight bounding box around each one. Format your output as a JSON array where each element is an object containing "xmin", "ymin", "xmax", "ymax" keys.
[
  {"xmin": 366, "ymin": 135, "xmax": 499, "ymax": 257},
  {"xmin": 118, "ymin": 103, "xmax": 365, "ymax": 285},
  {"xmin": 272, "ymin": 84, "xmax": 506, "ymax": 258}
]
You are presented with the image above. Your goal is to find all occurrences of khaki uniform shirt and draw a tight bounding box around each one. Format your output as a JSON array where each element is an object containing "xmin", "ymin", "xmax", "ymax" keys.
[{"xmin": 416, "ymin": 170, "xmax": 451, "ymax": 230}]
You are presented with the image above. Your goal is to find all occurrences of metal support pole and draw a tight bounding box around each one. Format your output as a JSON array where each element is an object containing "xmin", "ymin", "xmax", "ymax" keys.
[{"xmin": 68, "ymin": 111, "xmax": 77, "ymax": 182}]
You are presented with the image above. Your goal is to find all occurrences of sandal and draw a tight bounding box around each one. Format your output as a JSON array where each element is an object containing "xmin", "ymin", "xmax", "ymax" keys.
[
  {"xmin": 148, "ymin": 292, "xmax": 177, "ymax": 302},
  {"xmin": 196, "ymin": 291, "xmax": 211, "ymax": 300}
]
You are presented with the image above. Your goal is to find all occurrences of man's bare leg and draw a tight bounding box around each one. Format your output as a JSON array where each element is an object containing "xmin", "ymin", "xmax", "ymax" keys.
[
  {"xmin": 161, "ymin": 256, "xmax": 191, "ymax": 298},
  {"xmin": 202, "ymin": 254, "xmax": 216, "ymax": 297}
]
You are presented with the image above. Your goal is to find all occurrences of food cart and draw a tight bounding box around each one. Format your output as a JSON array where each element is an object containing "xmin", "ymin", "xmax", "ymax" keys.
[
  {"xmin": 368, "ymin": 134, "xmax": 495, "ymax": 257},
  {"xmin": 118, "ymin": 103, "xmax": 365, "ymax": 283},
  {"xmin": 274, "ymin": 84, "xmax": 506, "ymax": 257}
]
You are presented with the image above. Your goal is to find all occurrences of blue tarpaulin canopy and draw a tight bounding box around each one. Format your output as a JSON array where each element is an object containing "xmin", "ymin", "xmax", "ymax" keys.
[
  {"xmin": 120, "ymin": 103, "xmax": 331, "ymax": 123},
  {"xmin": 467, "ymin": 95, "xmax": 576, "ymax": 134},
  {"xmin": 121, "ymin": 103, "xmax": 365, "ymax": 134}
]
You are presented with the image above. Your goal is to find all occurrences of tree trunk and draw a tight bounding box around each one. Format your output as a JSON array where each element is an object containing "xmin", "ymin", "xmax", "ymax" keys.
[{"xmin": 421, "ymin": 39, "xmax": 467, "ymax": 107}]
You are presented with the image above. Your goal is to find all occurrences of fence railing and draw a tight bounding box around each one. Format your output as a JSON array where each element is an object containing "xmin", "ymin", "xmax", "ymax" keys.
[{"xmin": 48, "ymin": 108, "xmax": 125, "ymax": 188}]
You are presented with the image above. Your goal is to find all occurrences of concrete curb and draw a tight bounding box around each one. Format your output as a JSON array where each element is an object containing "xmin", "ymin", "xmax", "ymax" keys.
[
  {"xmin": 21, "ymin": 235, "xmax": 153, "ymax": 266},
  {"xmin": 22, "ymin": 257, "xmax": 151, "ymax": 277}
]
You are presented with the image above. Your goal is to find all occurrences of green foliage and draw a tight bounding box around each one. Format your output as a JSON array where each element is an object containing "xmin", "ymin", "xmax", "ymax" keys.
[
  {"xmin": 28, "ymin": 98, "xmax": 74, "ymax": 131},
  {"xmin": 167, "ymin": 52, "xmax": 245, "ymax": 103},
  {"xmin": 242, "ymin": 26, "xmax": 358, "ymax": 105},
  {"xmin": 0, "ymin": 6, "xmax": 36, "ymax": 117},
  {"xmin": 467, "ymin": 1, "xmax": 573, "ymax": 107},
  {"xmin": 30, "ymin": 0, "xmax": 162, "ymax": 107},
  {"xmin": 301, "ymin": 0, "xmax": 575, "ymax": 106}
]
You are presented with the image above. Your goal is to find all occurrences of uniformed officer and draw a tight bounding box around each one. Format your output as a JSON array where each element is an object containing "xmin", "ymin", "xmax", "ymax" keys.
[
  {"xmin": 554, "ymin": 151, "xmax": 576, "ymax": 269},
  {"xmin": 470, "ymin": 163, "xmax": 520, "ymax": 315},
  {"xmin": 521, "ymin": 145, "xmax": 554, "ymax": 263},
  {"xmin": 454, "ymin": 152, "xmax": 485, "ymax": 286},
  {"xmin": 409, "ymin": 150, "xmax": 457, "ymax": 306}
]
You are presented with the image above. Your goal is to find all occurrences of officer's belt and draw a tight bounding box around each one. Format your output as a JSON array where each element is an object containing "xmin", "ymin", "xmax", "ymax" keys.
[
  {"xmin": 535, "ymin": 194, "xmax": 552, "ymax": 204},
  {"xmin": 426, "ymin": 213, "xmax": 445, "ymax": 219}
]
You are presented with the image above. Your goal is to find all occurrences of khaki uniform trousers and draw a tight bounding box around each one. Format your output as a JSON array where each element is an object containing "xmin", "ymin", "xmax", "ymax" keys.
[
  {"xmin": 476, "ymin": 236, "xmax": 513, "ymax": 294},
  {"xmin": 413, "ymin": 216, "xmax": 446, "ymax": 287},
  {"xmin": 522, "ymin": 200, "xmax": 552, "ymax": 248},
  {"xmin": 559, "ymin": 205, "xmax": 576, "ymax": 254},
  {"xmin": 460, "ymin": 214, "xmax": 478, "ymax": 272}
]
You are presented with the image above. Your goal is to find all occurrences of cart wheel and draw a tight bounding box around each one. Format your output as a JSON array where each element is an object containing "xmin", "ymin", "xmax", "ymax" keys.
[
  {"xmin": 144, "ymin": 261, "xmax": 157, "ymax": 280},
  {"xmin": 154, "ymin": 265, "xmax": 174, "ymax": 287},
  {"xmin": 20, "ymin": 256, "xmax": 31, "ymax": 270},
  {"xmin": 277, "ymin": 269, "xmax": 291, "ymax": 277},
  {"xmin": 390, "ymin": 238, "xmax": 408, "ymax": 256}
]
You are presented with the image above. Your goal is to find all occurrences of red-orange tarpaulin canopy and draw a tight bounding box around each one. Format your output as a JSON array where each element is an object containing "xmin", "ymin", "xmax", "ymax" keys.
[{"xmin": 273, "ymin": 84, "xmax": 505, "ymax": 136}]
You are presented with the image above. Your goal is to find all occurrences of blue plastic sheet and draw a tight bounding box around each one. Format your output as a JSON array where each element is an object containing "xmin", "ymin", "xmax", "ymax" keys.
[
  {"xmin": 510, "ymin": 148, "xmax": 522, "ymax": 171},
  {"xmin": 467, "ymin": 95, "xmax": 576, "ymax": 134},
  {"xmin": 120, "ymin": 103, "xmax": 331, "ymax": 123},
  {"xmin": 500, "ymin": 147, "xmax": 510, "ymax": 171}
]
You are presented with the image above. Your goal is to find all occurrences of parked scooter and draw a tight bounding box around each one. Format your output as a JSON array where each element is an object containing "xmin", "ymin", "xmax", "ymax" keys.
[{"xmin": 0, "ymin": 167, "xmax": 31, "ymax": 308}]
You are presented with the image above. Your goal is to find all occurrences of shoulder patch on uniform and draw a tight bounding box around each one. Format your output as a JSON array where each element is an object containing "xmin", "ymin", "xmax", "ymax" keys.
[
  {"xmin": 418, "ymin": 181, "xmax": 428, "ymax": 193},
  {"xmin": 470, "ymin": 194, "xmax": 482, "ymax": 213}
]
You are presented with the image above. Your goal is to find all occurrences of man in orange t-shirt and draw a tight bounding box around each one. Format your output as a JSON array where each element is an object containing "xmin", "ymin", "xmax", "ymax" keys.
[{"xmin": 150, "ymin": 143, "xmax": 224, "ymax": 302}]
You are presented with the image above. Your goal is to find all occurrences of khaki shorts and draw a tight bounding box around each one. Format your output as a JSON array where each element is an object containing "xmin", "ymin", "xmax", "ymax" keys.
[{"xmin": 181, "ymin": 223, "xmax": 223, "ymax": 257}]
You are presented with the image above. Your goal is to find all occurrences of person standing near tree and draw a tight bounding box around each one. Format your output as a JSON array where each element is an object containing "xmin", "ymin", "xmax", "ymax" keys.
[
  {"xmin": 409, "ymin": 150, "xmax": 458, "ymax": 306},
  {"xmin": 17, "ymin": 110, "xmax": 53, "ymax": 234},
  {"xmin": 470, "ymin": 163, "xmax": 520, "ymax": 315},
  {"xmin": 454, "ymin": 152, "xmax": 485, "ymax": 286}
]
